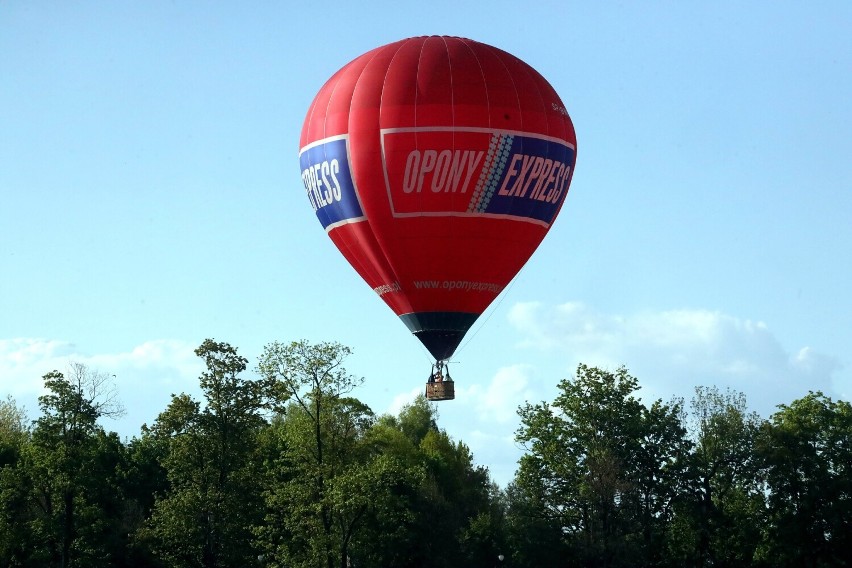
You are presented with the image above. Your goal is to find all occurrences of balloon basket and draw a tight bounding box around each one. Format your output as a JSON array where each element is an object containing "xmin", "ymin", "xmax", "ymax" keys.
[{"xmin": 426, "ymin": 380, "xmax": 455, "ymax": 401}]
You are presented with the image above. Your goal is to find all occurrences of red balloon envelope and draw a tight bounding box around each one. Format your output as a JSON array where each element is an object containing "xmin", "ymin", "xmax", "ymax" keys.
[{"xmin": 300, "ymin": 36, "xmax": 577, "ymax": 361}]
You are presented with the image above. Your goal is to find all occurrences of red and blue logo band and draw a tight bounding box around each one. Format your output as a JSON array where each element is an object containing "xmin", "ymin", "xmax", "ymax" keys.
[{"xmin": 300, "ymin": 129, "xmax": 575, "ymax": 230}]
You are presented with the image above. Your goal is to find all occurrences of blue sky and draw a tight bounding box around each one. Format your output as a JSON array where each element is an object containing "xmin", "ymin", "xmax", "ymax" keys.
[{"xmin": 2, "ymin": 1, "xmax": 850, "ymax": 485}]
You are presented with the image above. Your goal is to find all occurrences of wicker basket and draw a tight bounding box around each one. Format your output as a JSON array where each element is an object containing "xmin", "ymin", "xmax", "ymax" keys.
[{"xmin": 426, "ymin": 380, "xmax": 455, "ymax": 401}]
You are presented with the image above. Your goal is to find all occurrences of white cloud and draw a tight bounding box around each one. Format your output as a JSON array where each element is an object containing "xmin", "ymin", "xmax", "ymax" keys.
[
  {"xmin": 465, "ymin": 428, "xmax": 523, "ymax": 485},
  {"xmin": 0, "ymin": 338, "xmax": 203, "ymax": 437},
  {"xmin": 0, "ymin": 338, "xmax": 80, "ymax": 395},
  {"xmin": 386, "ymin": 385, "xmax": 423, "ymax": 416},
  {"xmin": 465, "ymin": 364, "xmax": 537, "ymax": 423},
  {"xmin": 424, "ymin": 301, "xmax": 847, "ymax": 487},
  {"xmin": 378, "ymin": 365, "xmax": 539, "ymax": 487},
  {"xmin": 506, "ymin": 301, "xmax": 844, "ymax": 416}
]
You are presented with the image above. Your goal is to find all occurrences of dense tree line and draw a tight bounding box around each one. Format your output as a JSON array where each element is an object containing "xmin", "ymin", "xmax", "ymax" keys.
[{"xmin": 1, "ymin": 341, "xmax": 850, "ymax": 567}]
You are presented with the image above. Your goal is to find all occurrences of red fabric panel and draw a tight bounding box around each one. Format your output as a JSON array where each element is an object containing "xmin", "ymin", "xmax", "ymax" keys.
[{"xmin": 300, "ymin": 36, "xmax": 577, "ymax": 320}]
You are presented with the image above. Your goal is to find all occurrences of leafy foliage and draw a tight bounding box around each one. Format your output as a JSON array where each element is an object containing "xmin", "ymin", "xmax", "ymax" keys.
[
  {"xmin": 2, "ymin": 347, "xmax": 850, "ymax": 568},
  {"xmin": 512, "ymin": 364, "xmax": 692, "ymax": 567},
  {"xmin": 140, "ymin": 340, "xmax": 265, "ymax": 568},
  {"xmin": 756, "ymin": 392, "xmax": 852, "ymax": 567},
  {"xmin": 684, "ymin": 386, "xmax": 765, "ymax": 566}
]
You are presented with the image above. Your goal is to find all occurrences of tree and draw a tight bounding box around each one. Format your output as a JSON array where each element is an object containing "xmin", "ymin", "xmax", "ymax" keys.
[
  {"xmin": 0, "ymin": 396, "xmax": 28, "ymax": 463},
  {"xmin": 348, "ymin": 395, "xmax": 500, "ymax": 568},
  {"xmin": 140, "ymin": 339, "xmax": 266, "ymax": 568},
  {"xmin": 632, "ymin": 399, "xmax": 693, "ymax": 565},
  {"xmin": 504, "ymin": 479, "xmax": 569, "ymax": 568},
  {"xmin": 416, "ymin": 425, "xmax": 496, "ymax": 568},
  {"xmin": 513, "ymin": 364, "xmax": 691, "ymax": 567},
  {"xmin": 351, "ymin": 400, "xmax": 432, "ymax": 567},
  {"xmin": 256, "ymin": 340, "xmax": 369, "ymax": 568},
  {"xmin": 679, "ymin": 386, "xmax": 765, "ymax": 567},
  {"xmin": 27, "ymin": 364, "xmax": 126, "ymax": 568},
  {"xmin": 327, "ymin": 440, "xmax": 425, "ymax": 568},
  {"xmin": 757, "ymin": 392, "xmax": 852, "ymax": 567},
  {"xmin": 0, "ymin": 396, "xmax": 32, "ymax": 566},
  {"xmin": 120, "ymin": 432, "xmax": 170, "ymax": 567}
]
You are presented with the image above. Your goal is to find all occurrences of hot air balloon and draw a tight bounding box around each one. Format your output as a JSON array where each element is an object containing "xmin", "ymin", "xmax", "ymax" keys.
[{"xmin": 299, "ymin": 36, "xmax": 576, "ymax": 400}]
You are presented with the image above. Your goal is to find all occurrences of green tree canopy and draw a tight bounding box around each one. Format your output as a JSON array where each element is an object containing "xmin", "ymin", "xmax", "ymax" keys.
[
  {"xmin": 757, "ymin": 392, "xmax": 852, "ymax": 567},
  {"xmin": 512, "ymin": 364, "xmax": 692, "ymax": 567},
  {"xmin": 139, "ymin": 340, "xmax": 266, "ymax": 568}
]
